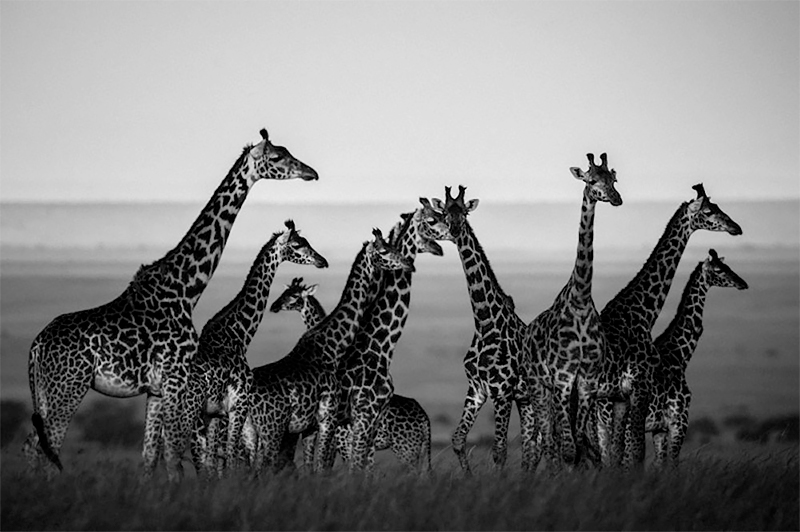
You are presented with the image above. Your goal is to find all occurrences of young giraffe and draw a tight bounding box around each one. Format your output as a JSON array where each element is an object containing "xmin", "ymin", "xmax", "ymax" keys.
[
  {"xmin": 526, "ymin": 153, "xmax": 622, "ymax": 468},
  {"xmin": 427, "ymin": 186, "xmax": 539, "ymax": 474},
  {"xmin": 185, "ymin": 220, "xmax": 328, "ymax": 477},
  {"xmin": 270, "ymin": 277, "xmax": 432, "ymax": 472},
  {"xmin": 338, "ymin": 204, "xmax": 450, "ymax": 472},
  {"xmin": 243, "ymin": 229, "xmax": 413, "ymax": 473},
  {"xmin": 23, "ymin": 128, "xmax": 318, "ymax": 481},
  {"xmin": 647, "ymin": 249, "xmax": 748, "ymax": 467},
  {"xmin": 598, "ymin": 184, "xmax": 742, "ymax": 469}
]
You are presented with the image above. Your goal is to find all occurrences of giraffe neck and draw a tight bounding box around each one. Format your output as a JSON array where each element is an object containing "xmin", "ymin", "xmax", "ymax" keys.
[
  {"xmin": 356, "ymin": 214, "xmax": 420, "ymax": 364},
  {"xmin": 654, "ymin": 262, "xmax": 709, "ymax": 368},
  {"xmin": 156, "ymin": 149, "xmax": 256, "ymax": 308},
  {"xmin": 200, "ymin": 232, "xmax": 282, "ymax": 350},
  {"xmin": 565, "ymin": 186, "xmax": 597, "ymax": 307},
  {"xmin": 455, "ymin": 222, "xmax": 509, "ymax": 328},
  {"xmin": 300, "ymin": 296, "xmax": 327, "ymax": 329},
  {"xmin": 311, "ymin": 244, "xmax": 377, "ymax": 366},
  {"xmin": 603, "ymin": 201, "xmax": 693, "ymax": 330}
]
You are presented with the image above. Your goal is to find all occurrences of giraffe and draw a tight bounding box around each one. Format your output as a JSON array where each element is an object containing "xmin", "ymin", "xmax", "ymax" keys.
[
  {"xmin": 22, "ymin": 128, "xmax": 318, "ymax": 481},
  {"xmin": 185, "ymin": 220, "xmax": 328, "ymax": 477},
  {"xmin": 270, "ymin": 277, "xmax": 433, "ymax": 472},
  {"xmin": 526, "ymin": 153, "xmax": 622, "ymax": 468},
  {"xmin": 597, "ymin": 183, "xmax": 742, "ymax": 469},
  {"xmin": 647, "ymin": 249, "xmax": 748, "ymax": 467},
  {"xmin": 337, "ymin": 204, "xmax": 450, "ymax": 472},
  {"xmin": 426, "ymin": 186, "xmax": 538, "ymax": 474},
  {"xmin": 242, "ymin": 229, "xmax": 413, "ymax": 473}
]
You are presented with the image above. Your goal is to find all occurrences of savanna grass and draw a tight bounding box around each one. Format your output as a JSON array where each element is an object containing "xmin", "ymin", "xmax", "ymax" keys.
[{"xmin": 2, "ymin": 444, "xmax": 797, "ymax": 531}]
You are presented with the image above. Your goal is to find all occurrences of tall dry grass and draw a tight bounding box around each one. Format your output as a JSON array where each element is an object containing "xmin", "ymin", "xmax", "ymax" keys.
[{"xmin": 2, "ymin": 443, "xmax": 797, "ymax": 531}]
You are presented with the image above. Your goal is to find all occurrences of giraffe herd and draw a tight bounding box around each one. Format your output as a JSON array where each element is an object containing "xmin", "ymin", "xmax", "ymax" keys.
[{"xmin": 23, "ymin": 128, "xmax": 748, "ymax": 482}]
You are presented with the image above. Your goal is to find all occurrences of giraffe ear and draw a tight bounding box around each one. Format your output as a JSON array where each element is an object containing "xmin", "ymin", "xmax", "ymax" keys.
[
  {"xmin": 570, "ymin": 167, "xmax": 586, "ymax": 181},
  {"xmin": 465, "ymin": 198, "xmax": 480, "ymax": 212},
  {"xmin": 430, "ymin": 198, "xmax": 445, "ymax": 211},
  {"xmin": 304, "ymin": 284, "xmax": 318, "ymax": 297}
]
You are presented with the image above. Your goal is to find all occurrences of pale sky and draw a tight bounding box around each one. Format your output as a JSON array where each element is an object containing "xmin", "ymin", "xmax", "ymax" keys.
[{"xmin": 1, "ymin": 0, "xmax": 797, "ymax": 204}]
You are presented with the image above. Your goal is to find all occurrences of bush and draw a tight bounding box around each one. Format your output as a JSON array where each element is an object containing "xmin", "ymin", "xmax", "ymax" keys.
[
  {"xmin": 0, "ymin": 400, "xmax": 30, "ymax": 447},
  {"xmin": 686, "ymin": 416, "xmax": 719, "ymax": 444},
  {"xmin": 738, "ymin": 414, "xmax": 800, "ymax": 443},
  {"xmin": 73, "ymin": 400, "xmax": 143, "ymax": 448}
]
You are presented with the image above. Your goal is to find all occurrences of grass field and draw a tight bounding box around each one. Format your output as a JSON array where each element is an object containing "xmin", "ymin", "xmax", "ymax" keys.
[
  {"xmin": 1, "ymin": 441, "xmax": 797, "ymax": 530},
  {"xmin": 1, "ymin": 240, "xmax": 798, "ymax": 530}
]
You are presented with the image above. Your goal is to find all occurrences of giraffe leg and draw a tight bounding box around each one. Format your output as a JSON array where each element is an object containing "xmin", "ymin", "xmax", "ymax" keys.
[
  {"xmin": 142, "ymin": 394, "xmax": 164, "ymax": 479},
  {"xmin": 622, "ymin": 389, "xmax": 648, "ymax": 469},
  {"xmin": 349, "ymin": 396, "xmax": 386, "ymax": 473},
  {"xmin": 610, "ymin": 400, "xmax": 628, "ymax": 468},
  {"xmin": 225, "ymin": 406, "xmax": 249, "ymax": 473},
  {"xmin": 335, "ymin": 424, "xmax": 352, "ymax": 465},
  {"xmin": 516, "ymin": 398, "xmax": 539, "ymax": 473},
  {"xmin": 240, "ymin": 416, "xmax": 258, "ymax": 469},
  {"xmin": 595, "ymin": 398, "xmax": 614, "ymax": 468},
  {"xmin": 31, "ymin": 384, "xmax": 89, "ymax": 477},
  {"xmin": 208, "ymin": 417, "xmax": 229, "ymax": 478},
  {"xmin": 553, "ymin": 375, "xmax": 578, "ymax": 466},
  {"xmin": 575, "ymin": 378, "xmax": 601, "ymax": 467},
  {"xmin": 452, "ymin": 383, "xmax": 488, "ymax": 475},
  {"xmin": 652, "ymin": 430, "xmax": 668, "ymax": 468},
  {"xmin": 313, "ymin": 391, "xmax": 339, "ymax": 473},
  {"xmin": 302, "ymin": 428, "xmax": 318, "ymax": 468},
  {"xmin": 189, "ymin": 414, "xmax": 209, "ymax": 476},
  {"xmin": 490, "ymin": 396, "xmax": 513, "ymax": 470},
  {"xmin": 159, "ymin": 389, "xmax": 190, "ymax": 483},
  {"xmin": 22, "ymin": 429, "xmax": 44, "ymax": 471},
  {"xmin": 668, "ymin": 398, "xmax": 690, "ymax": 467}
]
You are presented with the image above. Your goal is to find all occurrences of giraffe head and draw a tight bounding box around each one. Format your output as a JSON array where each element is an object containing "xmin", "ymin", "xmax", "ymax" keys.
[
  {"xmin": 428, "ymin": 185, "xmax": 478, "ymax": 239},
  {"xmin": 703, "ymin": 249, "xmax": 749, "ymax": 290},
  {"xmin": 391, "ymin": 211, "xmax": 444, "ymax": 257},
  {"xmin": 686, "ymin": 184, "xmax": 743, "ymax": 235},
  {"xmin": 366, "ymin": 228, "xmax": 415, "ymax": 273},
  {"xmin": 244, "ymin": 128, "xmax": 319, "ymax": 182},
  {"xmin": 569, "ymin": 153, "xmax": 623, "ymax": 206},
  {"xmin": 275, "ymin": 220, "xmax": 329, "ymax": 269},
  {"xmin": 417, "ymin": 198, "xmax": 455, "ymax": 243},
  {"xmin": 269, "ymin": 277, "xmax": 318, "ymax": 313}
]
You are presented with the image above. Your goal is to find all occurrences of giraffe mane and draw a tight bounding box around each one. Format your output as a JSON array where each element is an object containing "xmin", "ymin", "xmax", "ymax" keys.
[
  {"xmin": 615, "ymin": 199, "xmax": 691, "ymax": 296},
  {"xmin": 161, "ymin": 145, "xmax": 253, "ymax": 265},
  {"xmin": 202, "ymin": 230, "xmax": 282, "ymax": 333},
  {"xmin": 307, "ymin": 242, "xmax": 368, "ymax": 334},
  {"xmin": 389, "ymin": 211, "xmax": 415, "ymax": 247},
  {"xmin": 462, "ymin": 222, "xmax": 513, "ymax": 308}
]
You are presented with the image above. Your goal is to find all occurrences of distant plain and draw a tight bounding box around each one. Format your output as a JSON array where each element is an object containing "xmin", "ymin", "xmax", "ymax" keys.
[{"xmin": 1, "ymin": 200, "xmax": 797, "ymax": 445}]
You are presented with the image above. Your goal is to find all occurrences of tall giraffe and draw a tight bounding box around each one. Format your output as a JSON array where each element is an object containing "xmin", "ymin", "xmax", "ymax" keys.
[
  {"xmin": 427, "ymin": 186, "xmax": 538, "ymax": 474},
  {"xmin": 647, "ymin": 249, "xmax": 748, "ymax": 466},
  {"xmin": 526, "ymin": 153, "xmax": 622, "ymax": 468},
  {"xmin": 598, "ymin": 184, "xmax": 742, "ymax": 468},
  {"xmin": 243, "ymin": 229, "xmax": 413, "ymax": 473},
  {"xmin": 337, "ymin": 204, "xmax": 450, "ymax": 472},
  {"xmin": 23, "ymin": 128, "xmax": 318, "ymax": 481},
  {"xmin": 185, "ymin": 220, "xmax": 328, "ymax": 477},
  {"xmin": 270, "ymin": 277, "xmax": 433, "ymax": 472}
]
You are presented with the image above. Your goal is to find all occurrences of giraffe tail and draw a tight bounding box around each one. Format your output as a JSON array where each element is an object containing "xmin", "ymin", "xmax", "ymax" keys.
[
  {"xmin": 28, "ymin": 341, "xmax": 62, "ymax": 472},
  {"xmin": 424, "ymin": 416, "xmax": 432, "ymax": 473},
  {"xmin": 32, "ymin": 412, "xmax": 62, "ymax": 471}
]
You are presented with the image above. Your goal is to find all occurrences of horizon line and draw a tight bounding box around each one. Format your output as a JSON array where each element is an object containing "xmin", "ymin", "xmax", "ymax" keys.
[{"xmin": 2, "ymin": 197, "xmax": 798, "ymax": 206}]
